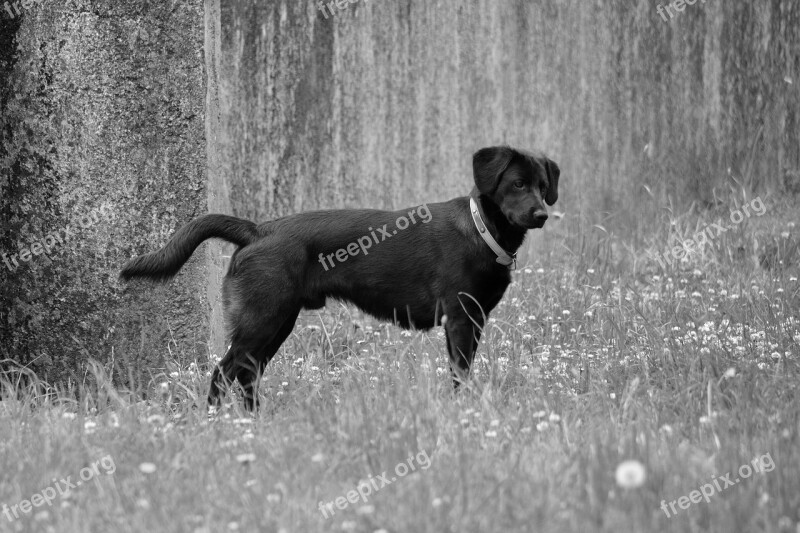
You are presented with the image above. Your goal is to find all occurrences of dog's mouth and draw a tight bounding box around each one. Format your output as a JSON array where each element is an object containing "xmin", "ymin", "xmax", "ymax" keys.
[{"xmin": 507, "ymin": 213, "xmax": 546, "ymax": 230}]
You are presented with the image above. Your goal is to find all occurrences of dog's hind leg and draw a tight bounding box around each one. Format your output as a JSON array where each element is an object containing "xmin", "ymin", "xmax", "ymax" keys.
[
  {"xmin": 207, "ymin": 337, "xmax": 256, "ymax": 409},
  {"xmin": 234, "ymin": 309, "xmax": 300, "ymax": 411},
  {"xmin": 207, "ymin": 309, "xmax": 300, "ymax": 411}
]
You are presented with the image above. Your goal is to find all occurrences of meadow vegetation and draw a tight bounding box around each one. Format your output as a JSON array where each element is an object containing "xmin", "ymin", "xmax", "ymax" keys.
[{"xmin": 1, "ymin": 192, "xmax": 798, "ymax": 533}]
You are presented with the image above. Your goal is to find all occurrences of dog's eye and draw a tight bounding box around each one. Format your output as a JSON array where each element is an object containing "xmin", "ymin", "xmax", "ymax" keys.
[{"xmin": 513, "ymin": 180, "xmax": 525, "ymax": 189}]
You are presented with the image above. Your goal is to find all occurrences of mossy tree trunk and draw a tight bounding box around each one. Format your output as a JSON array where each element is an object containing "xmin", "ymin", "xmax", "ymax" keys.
[{"xmin": 0, "ymin": 0, "xmax": 216, "ymax": 385}]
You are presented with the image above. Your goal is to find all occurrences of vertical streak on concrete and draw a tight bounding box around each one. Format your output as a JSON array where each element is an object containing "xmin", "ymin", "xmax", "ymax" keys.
[{"xmin": 205, "ymin": 0, "xmax": 230, "ymax": 361}]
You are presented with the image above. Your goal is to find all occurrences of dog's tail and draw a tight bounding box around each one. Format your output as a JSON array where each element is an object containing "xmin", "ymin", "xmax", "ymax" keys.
[{"xmin": 120, "ymin": 214, "xmax": 258, "ymax": 282}]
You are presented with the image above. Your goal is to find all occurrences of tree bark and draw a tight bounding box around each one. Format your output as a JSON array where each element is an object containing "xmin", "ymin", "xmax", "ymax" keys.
[{"xmin": 0, "ymin": 1, "xmax": 213, "ymax": 384}]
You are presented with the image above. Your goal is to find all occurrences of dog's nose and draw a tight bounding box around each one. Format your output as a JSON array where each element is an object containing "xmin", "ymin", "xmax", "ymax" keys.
[{"xmin": 533, "ymin": 211, "xmax": 548, "ymax": 223}]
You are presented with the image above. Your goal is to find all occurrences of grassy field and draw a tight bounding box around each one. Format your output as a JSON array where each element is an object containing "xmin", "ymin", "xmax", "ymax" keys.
[{"xmin": 1, "ymin": 194, "xmax": 798, "ymax": 533}]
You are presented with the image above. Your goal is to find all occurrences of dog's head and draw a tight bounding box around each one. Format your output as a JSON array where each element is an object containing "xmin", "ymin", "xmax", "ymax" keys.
[{"xmin": 472, "ymin": 146, "xmax": 560, "ymax": 229}]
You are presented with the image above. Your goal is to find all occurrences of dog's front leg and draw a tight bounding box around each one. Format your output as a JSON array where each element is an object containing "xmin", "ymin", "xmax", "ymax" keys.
[{"xmin": 444, "ymin": 315, "xmax": 483, "ymax": 388}]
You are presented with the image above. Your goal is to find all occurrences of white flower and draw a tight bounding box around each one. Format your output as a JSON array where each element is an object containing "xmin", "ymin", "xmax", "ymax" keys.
[
  {"xmin": 615, "ymin": 460, "xmax": 646, "ymax": 488},
  {"xmin": 236, "ymin": 453, "xmax": 256, "ymax": 464},
  {"xmin": 723, "ymin": 367, "xmax": 736, "ymax": 378},
  {"xmin": 147, "ymin": 414, "xmax": 165, "ymax": 425},
  {"xmin": 139, "ymin": 462, "xmax": 157, "ymax": 474}
]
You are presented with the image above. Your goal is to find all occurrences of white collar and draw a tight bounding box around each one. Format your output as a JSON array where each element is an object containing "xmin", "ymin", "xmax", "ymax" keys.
[{"xmin": 469, "ymin": 197, "xmax": 516, "ymax": 270}]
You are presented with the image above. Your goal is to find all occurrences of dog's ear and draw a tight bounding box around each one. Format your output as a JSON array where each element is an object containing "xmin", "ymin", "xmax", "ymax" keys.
[
  {"xmin": 473, "ymin": 146, "xmax": 515, "ymax": 196},
  {"xmin": 542, "ymin": 157, "xmax": 560, "ymax": 206}
]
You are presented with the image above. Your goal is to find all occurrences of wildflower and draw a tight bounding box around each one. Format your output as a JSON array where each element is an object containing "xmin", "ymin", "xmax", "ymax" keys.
[
  {"xmin": 615, "ymin": 460, "xmax": 646, "ymax": 488},
  {"xmin": 139, "ymin": 462, "xmax": 157, "ymax": 474},
  {"xmin": 147, "ymin": 414, "xmax": 166, "ymax": 425},
  {"xmin": 236, "ymin": 453, "xmax": 256, "ymax": 464}
]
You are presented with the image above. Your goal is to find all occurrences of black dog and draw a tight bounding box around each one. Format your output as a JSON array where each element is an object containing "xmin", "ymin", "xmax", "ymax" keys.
[{"xmin": 121, "ymin": 146, "xmax": 559, "ymax": 409}]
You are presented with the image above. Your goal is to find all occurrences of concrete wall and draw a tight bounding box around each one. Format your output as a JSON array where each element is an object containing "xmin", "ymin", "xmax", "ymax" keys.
[{"xmin": 219, "ymin": 0, "xmax": 798, "ymax": 220}]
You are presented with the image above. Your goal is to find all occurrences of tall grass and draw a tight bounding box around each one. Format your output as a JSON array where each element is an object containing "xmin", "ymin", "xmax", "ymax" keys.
[{"xmin": 0, "ymin": 195, "xmax": 797, "ymax": 533}]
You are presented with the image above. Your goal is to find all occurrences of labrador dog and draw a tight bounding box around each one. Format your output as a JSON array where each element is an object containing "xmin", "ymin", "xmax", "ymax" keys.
[{"xmin": 121, "ymin": 146, "xmax": 559, "ymax": 409}]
